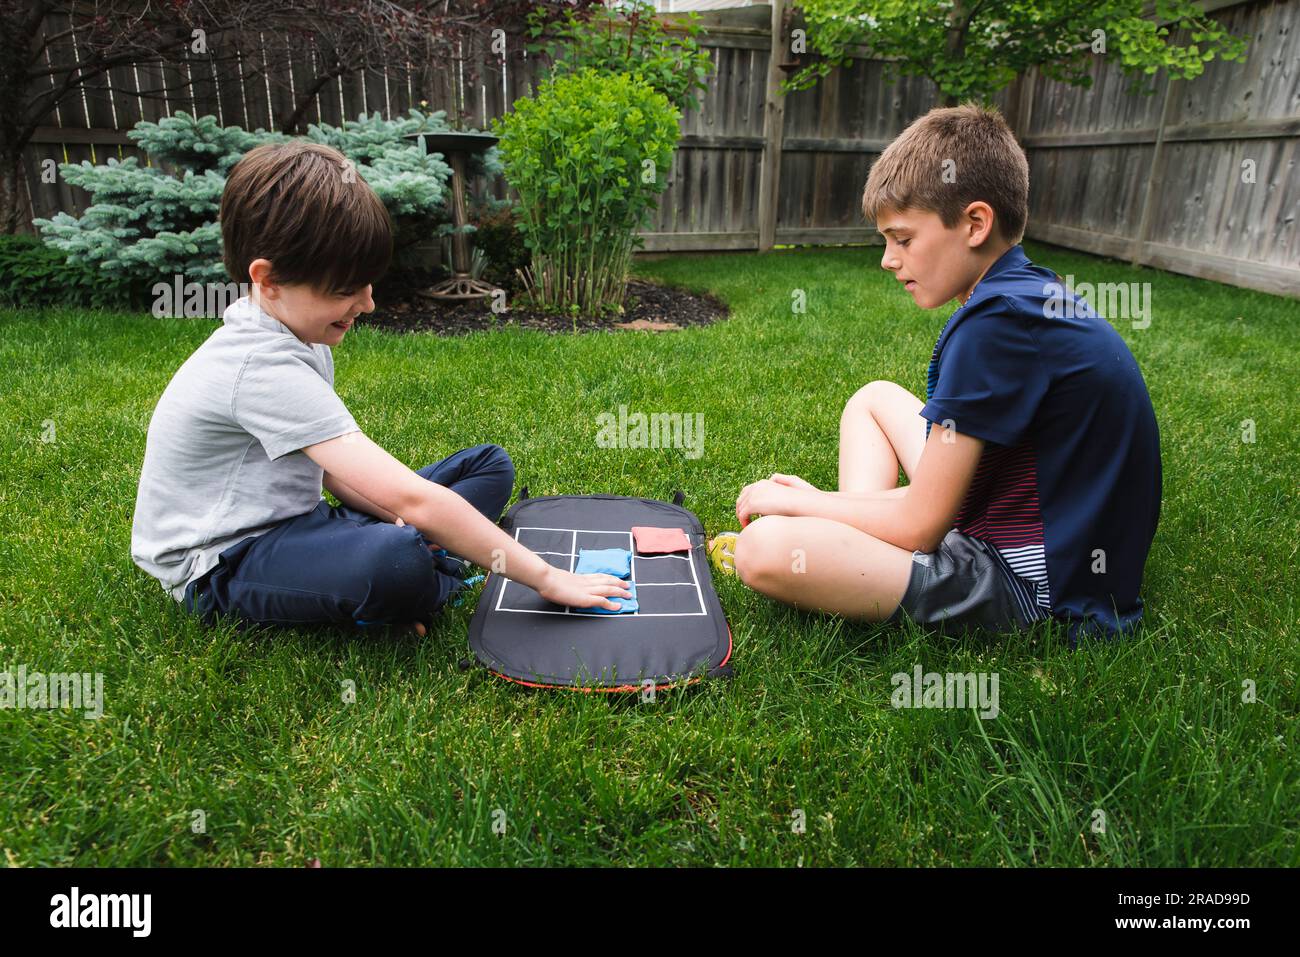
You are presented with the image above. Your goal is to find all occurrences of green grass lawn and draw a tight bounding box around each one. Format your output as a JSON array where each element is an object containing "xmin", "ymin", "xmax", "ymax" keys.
[{"xmin": 2, "ymin": 241, "xmax": 1297, "ymax": 866}]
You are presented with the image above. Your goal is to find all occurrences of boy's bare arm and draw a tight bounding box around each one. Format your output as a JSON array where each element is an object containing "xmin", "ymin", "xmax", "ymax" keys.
[
  {"xmin": 770, "ymin": 477, "xmax": 908, "ymax": 501},
  {"xmin": 738, "ymin": 428, "xmax": 984, "ymax": 553},
  {"xmin": 323, "ymin": 470, "xmax": 400, "ymax": 523},
  {"xmin": 305, "ymin": 432, "xmax": 545, "ymax": 578},
  {"xmin": 301, "ymin": 431, "xmax": 630, "ymax": 610}
]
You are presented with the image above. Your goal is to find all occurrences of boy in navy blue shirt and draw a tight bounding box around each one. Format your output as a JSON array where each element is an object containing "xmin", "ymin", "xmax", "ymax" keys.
[{"xmin": 712, "ymin": 103, "xmax": 1161, "ymax": 643}]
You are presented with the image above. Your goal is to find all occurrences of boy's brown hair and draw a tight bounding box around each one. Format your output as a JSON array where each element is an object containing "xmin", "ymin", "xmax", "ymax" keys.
[
  {"xmin": 861, "ymin": 102, "xmax": 1029, "ymax": 245},
  {"xmin": 220, "ymin": 141, "xmax": 393, "ymax": 294}
]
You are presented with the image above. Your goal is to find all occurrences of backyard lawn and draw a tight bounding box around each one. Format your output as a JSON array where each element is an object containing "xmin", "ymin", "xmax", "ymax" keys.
[{"xmin": 1, "ymin": 241, "xmax": 1296, "ymax": 866}]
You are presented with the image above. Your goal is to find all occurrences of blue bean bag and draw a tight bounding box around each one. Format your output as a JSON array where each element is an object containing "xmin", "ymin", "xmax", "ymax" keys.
[
  {"xmin": 588, "ymin": 581, "xmax": 638, "ymax": 615},
  {"xmin": 575, "ymin": 547, "xmax": 633, "ymax": 578}
]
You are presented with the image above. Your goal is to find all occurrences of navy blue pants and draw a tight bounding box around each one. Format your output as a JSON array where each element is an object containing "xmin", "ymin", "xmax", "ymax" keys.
[{"xmin": 183, "ymin": 444, "xmax": 514, "ymax": 632}]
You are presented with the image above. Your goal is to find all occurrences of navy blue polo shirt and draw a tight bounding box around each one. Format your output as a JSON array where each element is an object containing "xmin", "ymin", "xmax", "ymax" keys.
[{"xmin": 921, "ymin": 244, "xmax": 1162, "ymax": 641}]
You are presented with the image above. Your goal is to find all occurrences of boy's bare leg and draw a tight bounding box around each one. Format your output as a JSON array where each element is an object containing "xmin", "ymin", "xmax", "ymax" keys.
[
  {"xmin": 838, "ymin": 381, "xmax": 927, "ymax": 493},
  {"xmin": 733, "ymin": 515, "xmax": 913, "ymax": 620},
  {"xmin": 728, "ymin": 381, "xmax": 923, "ymax": 616}
]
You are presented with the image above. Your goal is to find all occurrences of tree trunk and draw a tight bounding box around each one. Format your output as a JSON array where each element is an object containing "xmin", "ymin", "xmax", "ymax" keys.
[
  {"xmin": 280, "ymin": 71, "xmax": 337, "ymax": 134},
  {"xmin": 942, "ymin": 0, "xmax": 968, "ymax": 108},
  {"xmin": 2, "ymin": 0, "xmax": 48, "ymax": 233},
  {"xmin": 1, "ymin": 146, "xmax": 26, "ymax": 235}
]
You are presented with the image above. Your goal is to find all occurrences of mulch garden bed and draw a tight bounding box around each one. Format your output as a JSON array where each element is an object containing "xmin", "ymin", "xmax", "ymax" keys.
[{"xmin": 367, "ymin": 270, "xmax": 728, "ymax": 335}]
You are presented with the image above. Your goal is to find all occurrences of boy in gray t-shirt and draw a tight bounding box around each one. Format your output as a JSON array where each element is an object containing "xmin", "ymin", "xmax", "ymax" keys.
[
  {"xmin": 131, "ymin": 140, "xmax": 629, "ymax": 633},
  {"xmin": 131, "ymin": 293, "xmax": 359, "ymax": 603}
]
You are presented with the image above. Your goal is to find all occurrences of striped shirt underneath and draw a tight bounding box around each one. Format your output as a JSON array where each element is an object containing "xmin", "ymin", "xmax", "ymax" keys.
[{"xmin": 926, "ymin": 342, "xmax": 1053, "ymax": 621}]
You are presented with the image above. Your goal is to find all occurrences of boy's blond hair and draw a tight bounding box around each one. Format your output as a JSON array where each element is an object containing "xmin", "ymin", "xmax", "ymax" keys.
[
  {"xmin": 861, "ymin": 102, "xmax": 1029, "ymax": 245},
  {"xmin": 220, "ymin": 140, "xmax": 393, "ymax": 294}
]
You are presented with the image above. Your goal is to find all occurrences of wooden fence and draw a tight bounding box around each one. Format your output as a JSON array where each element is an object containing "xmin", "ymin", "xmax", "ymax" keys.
[
  {"xmin": 1012, "ymin": 0, "xmax": 1299, "ymax": 297},
  {"xmin": 17, "ymin": 8, "xmax": 543, "ymax": 223},
  {"xmin": 14, "ymin": 0, "xmax": 1299, "ymax": 298}
]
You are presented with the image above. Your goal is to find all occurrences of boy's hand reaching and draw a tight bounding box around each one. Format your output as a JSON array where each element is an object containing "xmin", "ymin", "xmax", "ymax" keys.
[
  {"xmin": 394, "ymin": 519, "xmax": 629, "ymax": 611},
  {"xmin": 395, "ymin": 572, "xmax": 630, "ymax": 635},
  {"xmin": 537, "ymin": 566, "xmax": 632, "ymax": 611}
]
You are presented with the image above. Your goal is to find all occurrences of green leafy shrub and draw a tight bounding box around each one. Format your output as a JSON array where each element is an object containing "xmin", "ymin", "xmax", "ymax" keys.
[
  {"xmin": 493, "ymin": 68, "xmax": 679, "ymax": 316},
  {"xmin": 0, "ymin": 234, "xmax": 135, "ymax": 309},
  {"xmin": 468, "ymin": 197, "xmax": 530, "ymax": 281}
]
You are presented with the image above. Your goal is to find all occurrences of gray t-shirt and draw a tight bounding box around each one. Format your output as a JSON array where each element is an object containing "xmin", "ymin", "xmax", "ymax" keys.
[{"xmin": 131, "ymin": 295, "xmax": 360, "ymax": 602}]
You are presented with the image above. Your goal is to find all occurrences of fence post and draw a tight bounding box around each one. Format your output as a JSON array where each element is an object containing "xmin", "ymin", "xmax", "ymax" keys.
[
  {"xmin": 757, "ymin": 0, "xmax": 789, "ymax": 253},
  {"xmin": 1131, "ymin": 68, "xmax": 1176, "ymax": 268}
]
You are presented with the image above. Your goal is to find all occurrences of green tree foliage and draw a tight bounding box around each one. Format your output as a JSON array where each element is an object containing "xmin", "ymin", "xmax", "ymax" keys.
[
  {"xmin": 525, "ymin": 0, "xmax": 715, "ymax": 114},
  {"xmin": 788, "ymin": 0, "xmax": 1249, "ymax": 104}
]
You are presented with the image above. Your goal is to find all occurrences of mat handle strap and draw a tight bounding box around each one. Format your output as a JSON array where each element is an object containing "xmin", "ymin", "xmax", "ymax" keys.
[
  {"xmin": 671, "ymin": 490, "xmax": 685, "ymax": 507},
  {"xmin": 519, "ymin": 485, "xmax": 530, "ymax": 500}
]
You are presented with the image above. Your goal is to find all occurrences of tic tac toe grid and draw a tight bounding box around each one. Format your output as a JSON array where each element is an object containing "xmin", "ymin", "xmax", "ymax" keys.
[
  {"xmin": 468, "ymin": 494, "xmax": 733, "ymax": 690},
  {"xmin": 495, "ymin": 526, "xmax": 707, "ymax": 617}
]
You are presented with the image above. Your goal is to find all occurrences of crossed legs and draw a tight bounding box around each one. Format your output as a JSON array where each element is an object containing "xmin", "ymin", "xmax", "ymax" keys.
[
  {"xmin": 732, "ymin": 382, "xmax": 926, "ymax": 621},
  {"xmin": 187, "ymin": 445, "xmax": 514, "ymax": 633}
]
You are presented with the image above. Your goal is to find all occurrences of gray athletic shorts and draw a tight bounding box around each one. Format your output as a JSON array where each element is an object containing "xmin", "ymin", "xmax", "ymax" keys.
[{"xmin": 886, "ymin": 529, "xmax": 1044, "ymax": 635}]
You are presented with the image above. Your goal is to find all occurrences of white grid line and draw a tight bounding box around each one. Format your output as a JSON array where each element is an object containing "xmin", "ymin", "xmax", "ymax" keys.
[
  {"xmin": 565, "ymin": 530, "xmax": 577, "ymax": 615},
  {"xmin": 683, "ymin": 527, "xmax": 707, "ymax": 615}
]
